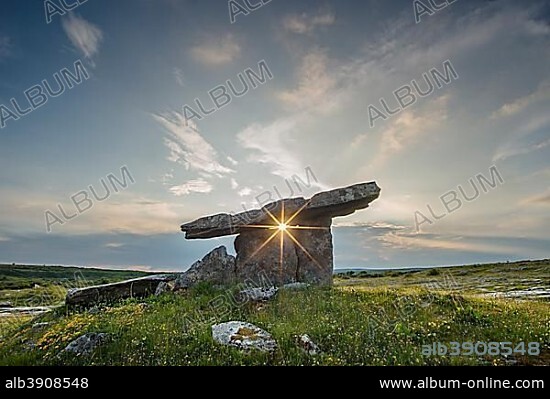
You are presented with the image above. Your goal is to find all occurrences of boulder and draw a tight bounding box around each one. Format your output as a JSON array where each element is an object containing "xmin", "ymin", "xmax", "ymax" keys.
[
  {"xmin": 211, "ymin": 321, "xmax": 277, "ymax": 353},
  {"xmin": 154, "ymin": 280, "xmax": 175, "ymax": 295},
  {"xmin": 65, "ymin": 274, "xmax": 175, "ymax": 307},
  {"xmin": 237, "ymin": 286, "xmax": 279, "ymax": 302},
  {"xmin": 173, "ymin": 246, "xmax": 235, "ymax": 290},
  {"xmin": 61, "ymin": 333, "xmax": 109, "ymax": 356},
  {"xmin": 296, "ymin": 334, "xmax": 320, "ymax": 355}
]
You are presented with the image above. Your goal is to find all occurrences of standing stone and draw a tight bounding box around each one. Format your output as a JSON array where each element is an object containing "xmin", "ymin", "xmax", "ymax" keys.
[
  {"xmin": 292, "ymin": 218, "xmax": 333, "ymax": 285},
  {"xmin": 174, "ymin": 246, "xmax": 236, "ymax": 290},
  {"xmin": 235, "ymin": 229, "xmax": 298, "ymax": 286}
]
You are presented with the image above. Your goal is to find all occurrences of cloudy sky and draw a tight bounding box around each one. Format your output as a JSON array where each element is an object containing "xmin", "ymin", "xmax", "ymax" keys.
[{"xmin": 0, "ymin": 0, "xmax": 548, "ymax": 271}]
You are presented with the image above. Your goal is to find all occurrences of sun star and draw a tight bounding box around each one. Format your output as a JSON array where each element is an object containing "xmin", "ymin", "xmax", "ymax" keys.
[{"xmin": 278, "ymin": 223, "xmax": 288, "ymax": 232}]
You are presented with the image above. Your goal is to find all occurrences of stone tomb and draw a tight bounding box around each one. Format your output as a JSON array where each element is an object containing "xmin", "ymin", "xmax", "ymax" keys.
[{"xmin": 181, "ymin": 182, "xmax": 381, "ymax": 286}]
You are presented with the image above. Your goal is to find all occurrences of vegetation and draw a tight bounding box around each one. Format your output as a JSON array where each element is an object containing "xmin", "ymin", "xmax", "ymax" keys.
[
  {"xmin": 0, "ymin": 264, "xmax": 149, "ymax": 308},
  {"xmin": 0, "ymin": 260, "xmax": 548, "ymax": 366}
]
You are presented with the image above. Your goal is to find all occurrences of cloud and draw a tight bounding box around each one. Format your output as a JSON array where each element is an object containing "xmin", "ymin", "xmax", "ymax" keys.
[
  {"xmin": 169, "ymin": 179, "xmax": 213, "ymax": 196},
  {"xmin": 62, "ymin": 14, "xmax": 103, "ymax": 60},
  {"xmin": 0, "ymin": 35, "xmax": 12, "ymax": 59},
  {"xmin": 237, "ymin": 117, "xmax": 303, "ymax": 178},
  {"xmin": 238, "ymin": 187, "xmax": 252, "ymax": 197},
  {"xmin": 190, "ymin": 34, "xmax": 241, "ymax": 66},
  {"xmin": 521, "ymin": 189, "xmax": 550, "ymax": 206},
  {"xmin": 154, "ymin": 113, "xmax": 234, "ymax": 177},
  {"xmin": 105, "ymin": 243, "xmax": 125, "ymax": 248},
  {"xmin": 276, "ymin": 50, "xmax": 338, "ymax": 112},
  {"xmin": 492, "ymin": 137, "xmax": 550, "ymax": 163},
  {"xmin": 360, "ymin": 95, "xmax": 449, "ymax": 170},
  {"xmin": 282, "ymin": 10, "xmax": 335, "ymax": 34},
  {"xmin": 379, "ymin": 231, "xmax": 527, "ymax": 256},
  {"xmin": 334, "ymin": 221, "xmax": 406, "ymax": 231},
  {"xmin": 491, "ymin": 80, "xmax": 550, "ymax": 119},
  {"xmin": 173, "ymin": 67, "xmax": 185, "ymax": 87}
]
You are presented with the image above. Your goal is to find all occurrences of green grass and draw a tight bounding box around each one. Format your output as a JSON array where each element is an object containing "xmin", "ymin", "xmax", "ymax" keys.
[
  {"xmin": 0, "ymin": 260, "xmax": 548, "ymax": 366},
  {"xmin": 0, "ymin": 264, "xmax": 150, "ymax": 307},
  {"xmin": 1, "ymin": 285, "xmax": 548, "ymax": 366}
]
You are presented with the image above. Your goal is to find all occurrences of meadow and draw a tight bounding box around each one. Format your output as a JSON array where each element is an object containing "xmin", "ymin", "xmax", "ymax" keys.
[{"xmin": 0, "ymin": 260, "xmax": 548, "ymax": 366}]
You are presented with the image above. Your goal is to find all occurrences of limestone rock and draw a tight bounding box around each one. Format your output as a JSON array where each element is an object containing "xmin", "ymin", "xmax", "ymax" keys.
[
  {"xmin": 237, "ymin": 286, "xmax": 279, "ymax": 302},
  {"xmin": 65, "ymin": 274, "xmax": 175, "ymax": 307},
  {"xmin": 296, "ymin": 334, "xmax": 320, "ymax": 355},
  {"xmin": 234, "ymin": 229, "xmax": 300, "ymax": 286},
  {"xmin": 173, "ymin": 246, "xmax": 235, "ymax": 290},
  {"xmin": 181, "ymin": 182, "xmax": 380, "ymax": 239},
  {"xmin": 61, "ymin": 333, "xmax": 109, "ymax": 356},
  {"xmin": 282, "ymin": 282, "xmax": 310, "ymax": 290},
  {"xmin": 31, "ymin": 322, "xmax": 50, "ymax": 330},
  {"xmin": 154, "ymin": 280, "xmax": 175, "ymax": 295},
  {"xmin": 211, "ymin": 321, "xmax": 277, "ymax": 353}
]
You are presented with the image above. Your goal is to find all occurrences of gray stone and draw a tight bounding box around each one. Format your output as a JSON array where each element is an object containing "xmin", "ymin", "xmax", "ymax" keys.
[
  {"xmin": 296, "ymin": 334, "xmax": 320, "ymax": 355},
  {"xmin": 31, "ymin": 322, "xmax": 50, "ymax": 330},
  {"xmin": 0, "ymin": 306, "xmax": 53, "ymax": 317},
  {"xmin": 211, "ymin": 321, "xmax": 277, "ymax": 353},
  {"xmin": 61, "ymin": 333, "xmax": 109, "ymax": 356},
  {"xmin": 180, "ymin": 182, "xmax": 381, "ymax": 287},
  {"xmin": 234, "ymin": 228, "xmax": 300, "ymax": 286},
  {"xmin": 65, "ymin": 274, "xmax": 176, "ymax": 307},
  {"xmin": 238, "ymin": 286, "xmax": 279, "ymax": 302},
  {"xmin": 154, "ymin": 280, "xmax": 175, "ymax": 295},
  {"xmin": 181, "ymin": 182, "xmax": 380, "ymax": 239},
  {"xmin": 282, "ymin": 282, "xmax": 310, "ymax": 290},
  {"xmin": 174, "ymin": 246, "xmax": 235, "ymax": 290}
]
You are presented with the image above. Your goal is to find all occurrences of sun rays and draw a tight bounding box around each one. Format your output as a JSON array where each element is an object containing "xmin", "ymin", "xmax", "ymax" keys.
[{"xmin": 240, "ymin": 201, "xmax": 329, "ymax": 276}]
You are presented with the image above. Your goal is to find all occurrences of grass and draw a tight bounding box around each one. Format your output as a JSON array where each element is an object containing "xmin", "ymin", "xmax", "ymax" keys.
[
  {"xmin": 0, "ymin": 264, "xmax": 149, "ymax": 307},
  {"xmin": 0, "ymin": 260, "xmax": 548, "ymax": 366}
]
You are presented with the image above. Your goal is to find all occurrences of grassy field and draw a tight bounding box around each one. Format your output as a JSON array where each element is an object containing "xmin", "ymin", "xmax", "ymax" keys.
[
  {"xmin": 0, "ymin": 260, "xmax": 548, "ymax": 366},
  {"xmin": 0, "ymin": 264, "xmax": 150, "ymax": 309}
]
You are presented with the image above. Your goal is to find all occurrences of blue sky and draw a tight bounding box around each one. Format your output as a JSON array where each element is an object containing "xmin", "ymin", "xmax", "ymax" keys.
[{"xmin": 0, "ymin": 0, "xmax": 549, "ymax": 271}]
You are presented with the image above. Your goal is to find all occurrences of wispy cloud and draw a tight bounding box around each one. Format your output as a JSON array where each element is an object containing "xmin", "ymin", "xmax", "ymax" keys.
[
  {"xmin": 380, "ymin": 231, "xmax": 528, "ymax": 256},
  {"xmin": 359, "ymin": 95, "xmax": 449, "ymax": 170},
  {"xmin": 0, "ymin": 35, "xmax": 12, "ymax": 59},
  {"xmin": 105, "ymin": 242, "xmax": 125, "ymax": 248},
  {"xmin": 169, "ymin": 178, "xmax": 213, "ymax": 196},
  {"xmin": 492, "ymin": 137, "xmax": 550, "ymax": 163},
  {"xmin": 521, "ymin": 189, "xmax": 550, "ymax": 206},
  {"xmin": 276, "ymin": 50, "xmax": 338, "ymax": 112},
  {"xmin": 62, "ymin": 14, "xmax": 103, "ymax": 60},
  {"xmin": 282, "ymin": 10, "xmax": 335, "ymax": 34},
  {"xmin": 173, "ymin": 67, "xmax": 185, "ymax": 87},
  {"xmin": 491, "ymin": 80, "xmax": 550, "ymax": 119},
  {"xmin": 154, "ymin": 113, "xmax": 234, "ymax": 177},
  {"xmin": 190, "ymin": 34, "xmax": 240, "ymax": 66},
  {"xmin": 237, "ymin": 117, "xmax": 303, "ymax": 178}
]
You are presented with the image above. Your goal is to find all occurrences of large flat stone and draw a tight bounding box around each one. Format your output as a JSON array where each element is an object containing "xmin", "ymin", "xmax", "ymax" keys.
[
  {"xmin": 181, "ymin": 182, "xmax": 380, "ymax": 239},
  {"xmin": 65, "ymin": 274, "xmax": 175, "ymax": 307}
]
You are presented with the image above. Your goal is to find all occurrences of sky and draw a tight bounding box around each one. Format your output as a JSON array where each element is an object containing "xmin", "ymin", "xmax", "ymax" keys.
[{"xmin": 0, "ymin": 0, "xmax": 549, "ymax": 271}]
